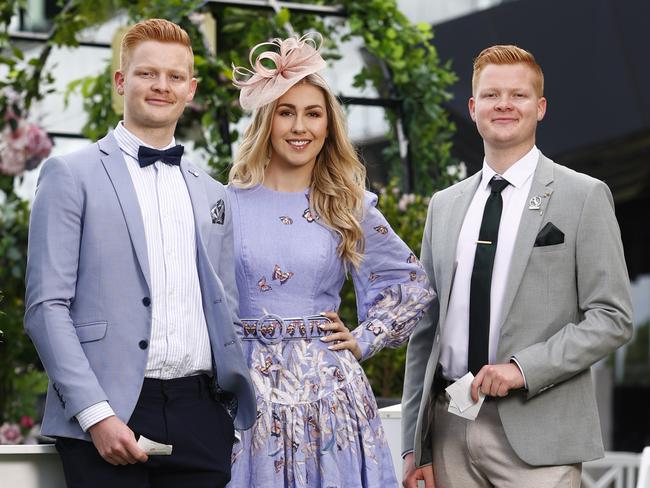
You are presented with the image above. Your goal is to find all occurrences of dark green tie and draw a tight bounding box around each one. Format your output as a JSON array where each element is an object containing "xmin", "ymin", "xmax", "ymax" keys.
[{"xmin": 468, "ymin": 176, "xmax": 510, "ymax": 375}]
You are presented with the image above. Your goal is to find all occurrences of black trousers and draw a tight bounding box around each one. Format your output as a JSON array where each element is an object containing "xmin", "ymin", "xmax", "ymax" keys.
[{"xmin": 56, "ymin": 375, "xmax": 235, "ymax": 488}]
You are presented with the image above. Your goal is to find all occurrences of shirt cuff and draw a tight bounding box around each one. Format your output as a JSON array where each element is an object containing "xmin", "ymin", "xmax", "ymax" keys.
[
  {"xmin": 510, "ymin": 357, "xmax": 528, "ymax": 390},
  {"xmin": 76, "ymin": 401, "xmax": 115, "ymax": 432},
  {"xmin": 402, "ymin": 449, "xmax": 414, "ymax": 459}
]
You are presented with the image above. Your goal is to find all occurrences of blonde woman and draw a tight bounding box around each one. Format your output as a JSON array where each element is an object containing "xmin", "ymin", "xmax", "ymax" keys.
[{"xmin": 226, "ymin": 33, "xmax": 434, "ymax": 488}]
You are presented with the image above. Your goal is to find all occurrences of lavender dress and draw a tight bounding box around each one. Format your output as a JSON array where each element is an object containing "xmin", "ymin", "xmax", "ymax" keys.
[{"xmin": 226, "ymin": 185, "xmax": 433, "ymax": 488}]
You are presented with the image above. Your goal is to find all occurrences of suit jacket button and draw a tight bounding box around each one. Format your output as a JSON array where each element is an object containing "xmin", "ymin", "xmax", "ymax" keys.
[
  {"xmin": 139, "ymin": 340, "xmax": 148, "ymax": 350},
  {"xmin": 142, "ymin": 297, "xmax": 151, "ymax": 306}
]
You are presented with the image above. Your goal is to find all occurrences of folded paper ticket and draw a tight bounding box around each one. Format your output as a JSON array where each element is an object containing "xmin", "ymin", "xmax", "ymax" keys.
[
  {"xmin": 445, "ymin": 372, "xmax": 485, "ymax": 421},
  {"xmin": 137, "ymin": 435, "xmax": 173, "ymax": 455}
]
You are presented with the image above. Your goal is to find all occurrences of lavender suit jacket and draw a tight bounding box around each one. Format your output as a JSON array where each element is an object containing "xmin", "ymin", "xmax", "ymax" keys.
[{"xmin": 25, "ymin": 132, "xmax": 255, "ymax": 441}]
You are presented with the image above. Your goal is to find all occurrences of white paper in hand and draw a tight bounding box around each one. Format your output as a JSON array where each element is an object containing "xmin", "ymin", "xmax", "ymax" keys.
[
  {"xmin": 445, "ymin": 372, "xmax": 485, "ymax": 421},
  {"xmin": 137, "ymin": 435, "xmax": 173, "ymax": 455}
]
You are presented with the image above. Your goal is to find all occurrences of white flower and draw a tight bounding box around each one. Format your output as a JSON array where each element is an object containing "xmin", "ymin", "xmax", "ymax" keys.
[
  {"xmin": 397, "ymin": 193, "xmax": 415, "ymax": 212},
  {"xmin": 457, "ymin": 161, "xmax": 467, "ymax": 180},
  {"xmin": 0, "ymin": 423, "xmax": 23, "ymax": 444},
  {"xmin": 446, "ymin": 162, "xmax": 468, "ymax": 181},
  {"xmin": 398, "ymin": 195, "xmax": 408, "ymax": 212},
  {"xmin": 188, "ymin": 12, "xmax": 205, "ymax": 25}
]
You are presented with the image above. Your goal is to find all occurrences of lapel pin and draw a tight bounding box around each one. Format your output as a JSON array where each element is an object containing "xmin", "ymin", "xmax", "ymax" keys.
[
  {"xmin": 188, "ymin": 168, "xmax": 199, "ymax": 177},
  {"xmin": 528, "ymin": 196, "xmax": 542, "ymax": 210}
]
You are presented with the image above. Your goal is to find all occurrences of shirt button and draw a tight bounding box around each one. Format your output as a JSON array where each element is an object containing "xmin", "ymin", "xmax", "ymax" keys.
[
  {"xmin": 139, "ymin": 340, "xmax": 148, "ymax": 350},
  {"xmin": 142, "ymin": 297, "xmax": 151, "ymax": 306}
]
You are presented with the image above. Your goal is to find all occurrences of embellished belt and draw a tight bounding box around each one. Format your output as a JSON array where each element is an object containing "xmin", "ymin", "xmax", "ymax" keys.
[{"xmin": 240, "ymin": 314, "xmax": 333, "ymax": 345}]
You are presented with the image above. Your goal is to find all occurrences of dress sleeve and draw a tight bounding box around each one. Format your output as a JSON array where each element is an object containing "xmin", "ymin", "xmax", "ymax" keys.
[{"xmin": 350, "ymin": 191, "xmax": 435, "ymax": 361}]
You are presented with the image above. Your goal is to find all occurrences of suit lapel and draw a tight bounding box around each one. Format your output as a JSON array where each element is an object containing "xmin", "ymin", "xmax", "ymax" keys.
[
  {"xmin": 499, "ymin": 154, "xmax": 555, "ymax": 325},
  {"xmin": 99, "ymin": 133, "xmax": 151, "ymax": 292},
  {"xmin": 438, "ymin": 172, "xmax": 482, "ymax": 325},
  {"xmin": 180, "ymin": 159, "xmax": 211, "ymax": 249}
]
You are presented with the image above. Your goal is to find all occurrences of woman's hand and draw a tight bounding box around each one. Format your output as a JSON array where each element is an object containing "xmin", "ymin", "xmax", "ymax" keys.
[{"xmin": 319, "ymin": 311, "xmax": 362, "ymax": 361}]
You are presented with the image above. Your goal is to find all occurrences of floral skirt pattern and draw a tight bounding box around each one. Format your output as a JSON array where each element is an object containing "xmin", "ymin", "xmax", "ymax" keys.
[{"xmin": 227, "ymin": 335, "xmax": 398, "ymax": 488}]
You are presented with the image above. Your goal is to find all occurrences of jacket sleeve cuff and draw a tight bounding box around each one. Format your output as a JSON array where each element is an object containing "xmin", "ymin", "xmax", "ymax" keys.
[{"xmin": 76, "ymin": 401, "xmax": 115, "ymax": 432}]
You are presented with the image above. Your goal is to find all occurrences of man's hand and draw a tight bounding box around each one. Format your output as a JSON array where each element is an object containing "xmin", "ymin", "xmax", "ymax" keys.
[
  {"xmin": 471, "ymin": 363, "xmax": 525, "ymax": 402},
  {"xmin": 88, "ymin": 416, "xmax": 148, "ymax": 465},
  {"xmin": 402, "ymin": 452, "xmax": 435, "ymax": 488}
]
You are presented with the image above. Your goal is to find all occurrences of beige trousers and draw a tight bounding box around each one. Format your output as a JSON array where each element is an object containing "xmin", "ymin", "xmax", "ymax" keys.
[{"xmin": 431, "ymin": 394, "xmax": 582, "ymax": 488}]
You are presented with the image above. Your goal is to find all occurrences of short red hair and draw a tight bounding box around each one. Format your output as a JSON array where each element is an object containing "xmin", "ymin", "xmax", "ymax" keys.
[
  {"xmin": 120, "ymin": 18, "xmax": 193, "ymax": 72},
  {"xmin": 472, "ymin": 45, "xmax": 544, "ymax": 97}
]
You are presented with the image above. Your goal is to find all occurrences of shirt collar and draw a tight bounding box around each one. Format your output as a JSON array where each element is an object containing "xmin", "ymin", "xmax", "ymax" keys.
[
  {"xmin": 480, "ymin": 145, "xmax": 539, "ymax": 191},
  {"xmin": 112, "ymin": 121, "xmax": 177, "ymax": 161}
]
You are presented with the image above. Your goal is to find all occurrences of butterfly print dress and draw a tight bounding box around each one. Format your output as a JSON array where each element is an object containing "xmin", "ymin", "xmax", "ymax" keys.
[{"xmin": 226, "ymin": 185, "xmax": 433, "ymax": 488}]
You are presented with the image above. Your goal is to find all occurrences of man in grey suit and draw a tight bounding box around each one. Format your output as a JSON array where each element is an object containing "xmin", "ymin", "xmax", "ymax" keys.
[
  {"xmin": 402, "ymin": 45, "xmax": 633, "ymax": 487},
  {"xmin": 24, "ymin": 19, "xmax": 255, "ymax": 487}
]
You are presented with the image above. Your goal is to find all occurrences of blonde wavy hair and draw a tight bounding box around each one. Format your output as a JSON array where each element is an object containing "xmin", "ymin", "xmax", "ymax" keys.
[{"xmin": 229, "ymin": 73, "xmax": 367, "ymax": 269}]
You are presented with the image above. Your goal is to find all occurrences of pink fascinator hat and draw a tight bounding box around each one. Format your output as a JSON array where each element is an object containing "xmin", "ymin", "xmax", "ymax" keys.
[{"xmin": 232, "ymin": 32, "xmax": 327, "ymax": 111}]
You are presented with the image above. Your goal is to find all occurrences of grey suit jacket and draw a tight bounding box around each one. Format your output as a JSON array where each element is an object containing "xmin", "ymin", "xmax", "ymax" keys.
[
  {"xmin": 401, "ymin": 153, "xmax": 633, "ymax": 467},
  {"xmin": 24, "ymin": 132, "xmax": 256, "ymax": 441}
]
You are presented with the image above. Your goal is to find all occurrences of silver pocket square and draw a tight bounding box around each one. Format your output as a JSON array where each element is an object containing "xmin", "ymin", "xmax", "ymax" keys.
[{"xmin": 211, "ymin": 199, "xmax": 225, "ymax": 225}]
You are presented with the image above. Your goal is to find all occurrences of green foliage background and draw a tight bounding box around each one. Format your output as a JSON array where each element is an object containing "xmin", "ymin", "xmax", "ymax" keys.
[
  {"xmin": 338, "ymin": 181, "xmax": 430, "ymax": 398},
  {"xmin": 0, "ymin": 0, "xmax": 459, "ymax": 425},
  {"xmin": 65, "ymin": 0, "xmax": 459, "ymax": 193}
]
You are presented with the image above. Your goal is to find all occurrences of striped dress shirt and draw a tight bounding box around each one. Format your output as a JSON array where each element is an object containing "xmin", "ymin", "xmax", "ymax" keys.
[{"xmin": 76, "ymin": 123, "xmax": 212, "ymax": 431}]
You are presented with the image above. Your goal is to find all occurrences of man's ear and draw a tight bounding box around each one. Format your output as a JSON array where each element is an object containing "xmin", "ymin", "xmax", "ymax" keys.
[
  {"xmin": 468, "ymin": 97, "xmax": 476, "ymax": 122},
  {"xmin": 114, "ymin": 71, "xmax": 125, "ymax": 96},
  {"xmin": 537, "ymin": 96, "xmax": 547, "ymax": 122},
  {"xmin": 186, "ymin": 77, "xmax": 198, "ymax": 103}
]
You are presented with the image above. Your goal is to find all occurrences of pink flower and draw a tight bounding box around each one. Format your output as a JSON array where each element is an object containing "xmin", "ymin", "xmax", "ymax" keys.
[
  {"xmin": 0, "ymin": 422, "xmax": 24, "ymax": 444},
  {"xmin": 19, "ymin": 415, "xmax": 35, "ymax": 429},
  {"xmin": 0, "ymin": 118, "xmax": 52, "ymax": 176},
  {"xmin": 23, "ymin": 122, "xmax": 53, "ymax": 170},
  {"xmin": 398, "ymin": 193, "xmax": 416, "ymax": 212}
]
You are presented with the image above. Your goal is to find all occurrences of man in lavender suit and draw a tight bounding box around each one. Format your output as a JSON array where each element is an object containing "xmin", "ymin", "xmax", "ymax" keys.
[{"xmin": 24, "ymin": 19, "xmax": 254, "ymax": 488}]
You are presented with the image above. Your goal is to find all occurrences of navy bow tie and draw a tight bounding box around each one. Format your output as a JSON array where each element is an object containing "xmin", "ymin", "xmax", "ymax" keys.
[{"xmin": 137, "ymin": 144, "xmax": 184, "ymax": 168}]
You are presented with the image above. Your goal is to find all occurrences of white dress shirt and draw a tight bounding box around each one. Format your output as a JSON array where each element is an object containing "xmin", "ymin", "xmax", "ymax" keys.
[
  {"xmin": 439, "ymin": 146, "xmax": 539, "ymax": 380},
  {"xmin": 76, "ymin": 123, "xmax": 212, "ymax": 431}
]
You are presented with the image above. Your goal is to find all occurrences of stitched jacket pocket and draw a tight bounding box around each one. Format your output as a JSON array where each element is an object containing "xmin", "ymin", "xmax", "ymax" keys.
[{"xmin": 74, "ymin": 321, "xmax": 108, "ymax": 343}]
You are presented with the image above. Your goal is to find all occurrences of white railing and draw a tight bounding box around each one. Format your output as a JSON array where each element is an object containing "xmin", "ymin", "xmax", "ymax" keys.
[
  {"xmin": 0, "ymin": 444, "xmax": 65, "ymax": 488},
  {"xmin": 0, "ymin": 410, "xmax": 647, "ymax": 488},
  {"xmin": 582, "ymin": 451, "xmax": 641, "ymax": 488},
  {"xmin": 636, "ymin": 447, "xmax": 650, "ymax": 488}
]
